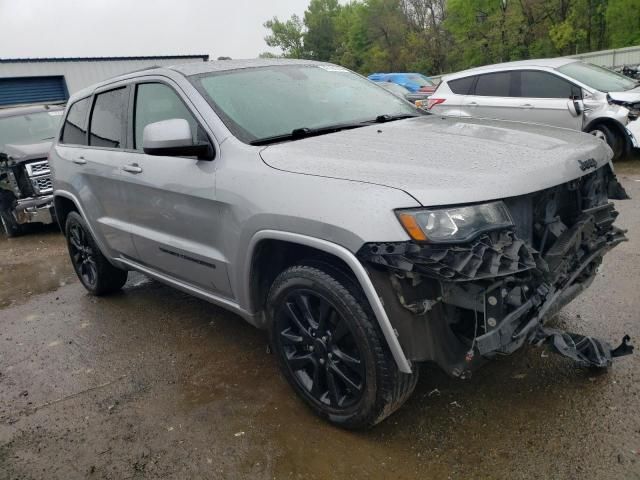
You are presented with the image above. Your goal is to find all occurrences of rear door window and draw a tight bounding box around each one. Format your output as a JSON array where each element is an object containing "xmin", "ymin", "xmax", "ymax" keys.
[
  {"xmin": 448, "ymin": 76, "xmax": 476, "ymax": 95},
  {"xmin": 518, "ymin": 70, "xmax": 581, "ymax": 98},
  {"xmin": 88, "ymin": 88, "xmax": 128, "ymax": 148},
  {"xmin": 474, "ymin": 72, "xmax": 513, "ymax": 97},
  {"xmin": 60, "ymin": 98, "xmax": 90, "ymax": 145}
]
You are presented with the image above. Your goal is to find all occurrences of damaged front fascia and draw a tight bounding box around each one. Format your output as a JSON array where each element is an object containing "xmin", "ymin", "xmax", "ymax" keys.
[{"xmin": 359, "ymin": 166, "xmax": 633, "ymax": 375}]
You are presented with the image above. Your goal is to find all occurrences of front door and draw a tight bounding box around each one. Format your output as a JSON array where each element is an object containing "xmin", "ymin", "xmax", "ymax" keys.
[
  {"xmin": 118, "ymin": 81, "xmax": 232, "ymax": 296},
  {"xmin": 513, "ymin": 70, "xmax": 583, "ymax": 130}
]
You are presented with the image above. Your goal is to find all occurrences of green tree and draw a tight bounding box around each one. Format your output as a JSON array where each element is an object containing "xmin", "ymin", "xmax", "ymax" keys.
[
  {"xmin": 263, "ymin": 14, "xmax": 307, "ymax": 58},
  {"xmin": 606, "ymin": 0, "xmax": 640, "ymax": 47},
  {"xmin": 303, "ymin": 0, "xmax": 343, "ymax": 61}
]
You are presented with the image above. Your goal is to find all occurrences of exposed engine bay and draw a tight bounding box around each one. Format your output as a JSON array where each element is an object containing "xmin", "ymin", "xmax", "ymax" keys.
[{"xmin": 359, "ymin": 165, "xmax": 633, "ymax": 376}]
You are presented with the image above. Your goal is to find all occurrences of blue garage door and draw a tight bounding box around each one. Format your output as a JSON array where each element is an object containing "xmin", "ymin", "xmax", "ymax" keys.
[{"xmin": 0, "ymin": 76, "xmax": 68, "ymax": 107}]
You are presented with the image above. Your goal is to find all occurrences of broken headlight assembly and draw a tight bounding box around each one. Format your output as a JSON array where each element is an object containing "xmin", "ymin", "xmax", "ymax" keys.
[{"xmin": 396, "ymin": 201, "xmax": 513, "ymax": 243}]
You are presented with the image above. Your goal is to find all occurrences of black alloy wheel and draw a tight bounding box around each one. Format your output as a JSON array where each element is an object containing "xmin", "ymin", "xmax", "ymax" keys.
[
  {"xmin": 268, "ymin": 264, "xmax": 419, "ymax": 429},
  {"xmin": 64, "ymin": 211, "xmax": 128, "ymax": 295},
  {"xmin": 275, "ymin": 289, "xmax": 365, "ymax": 409}
]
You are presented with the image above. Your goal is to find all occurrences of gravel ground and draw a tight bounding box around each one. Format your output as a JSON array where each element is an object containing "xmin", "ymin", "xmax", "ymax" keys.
[{"xmin": 1, "ymin": 169, "xmax": 640, "ymax": 479}]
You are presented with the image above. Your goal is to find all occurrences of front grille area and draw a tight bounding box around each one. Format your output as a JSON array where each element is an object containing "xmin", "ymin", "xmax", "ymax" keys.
[
  {"xmin": 25, "ymin": 160, "xmax": 51, "ymax": 177},
  {"xmin": 31, "ymin": 175, "xmax": 53, "ymax": 194},
  {"xmin": 23, "ymin": 159, "xmax": 53, "ymax": 195}
]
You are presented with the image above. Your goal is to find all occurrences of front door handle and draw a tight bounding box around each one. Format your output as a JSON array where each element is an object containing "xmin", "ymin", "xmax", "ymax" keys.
[
  {"xmin": 520, "ymin": 104, "xmax": 534, "ymax": 109},
  {"xmin": 468, "ymin": 101, "xmax": 478, "ymax": 107},
  {"xmin": 122, "ymin": 163, "xmax": 143, "ymax": 174},
  {"xmin": 73, "ymin": 156, "xmax": 87, "ymax": 165}
]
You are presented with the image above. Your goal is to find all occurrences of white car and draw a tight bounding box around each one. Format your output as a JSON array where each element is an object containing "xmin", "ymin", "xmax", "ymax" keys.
[{"xmin": 428, "ymin": 58, "xmax": 640, "ymax": 160}]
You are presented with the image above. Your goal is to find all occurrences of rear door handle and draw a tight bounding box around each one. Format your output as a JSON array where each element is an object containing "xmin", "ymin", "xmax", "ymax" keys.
[
  {"xmin": 122, "ymin": 163, "xmax": 143, "ymax": 174},
  {"xmin": 468, "ymin": 101, "xmax": 478, "ymax": 107},
  {"xmin": 73, "ymin": 156, "xmax": 87, "ymax": 165},
  {"xmin": 520, "ymin": 104, "xmax": 534, "ymax": 109}
]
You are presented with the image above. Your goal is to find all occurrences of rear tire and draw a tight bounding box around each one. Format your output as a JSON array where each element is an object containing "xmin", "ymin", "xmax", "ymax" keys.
[
  {"xmin": 267, "ymin": 263, "xmax": 418, "ymax": 429},
  {"xmin": 65, "ymin": 211, "xmax": 128, "ymax": 295},
  {"xmin": 588, "ymin": 124, "xmax": 624, "ymax": 160}
]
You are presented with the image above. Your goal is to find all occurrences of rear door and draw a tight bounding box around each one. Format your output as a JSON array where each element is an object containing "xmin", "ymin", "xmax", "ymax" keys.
[
  {"xmin": 461, "ymin": 71, "xmax": 523, "ymax": 121},
  {"xmin": 513, "ymin": 70, "xmax": 583, "ymax": 130},
  {"xmin": 119, "ymin": 79, "xmax": 232, "ymax": 296},
  {"xmin": 54, "ymin": 88, "xmax": 136, "ymax": 257}
]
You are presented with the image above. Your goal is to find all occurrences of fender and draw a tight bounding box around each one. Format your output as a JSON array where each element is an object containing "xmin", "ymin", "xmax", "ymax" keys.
[{"xmin": 244, "ymin": 230, "xmax": 413, "ymax": 374}]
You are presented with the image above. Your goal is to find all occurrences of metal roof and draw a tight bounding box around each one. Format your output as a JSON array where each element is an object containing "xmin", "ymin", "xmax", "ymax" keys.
[{"xmin": 0, "ymin": 55, "xmax": 209, "ymax": 63}]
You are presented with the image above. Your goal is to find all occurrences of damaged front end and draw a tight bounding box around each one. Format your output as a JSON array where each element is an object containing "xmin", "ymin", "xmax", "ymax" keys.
[{"xmin": 359, "ymin": 165, "xmax": 633, "ymax": 376}]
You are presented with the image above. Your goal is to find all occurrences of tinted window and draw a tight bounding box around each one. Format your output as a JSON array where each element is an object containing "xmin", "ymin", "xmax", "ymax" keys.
[
  {"xmin": 448, "ymin": 76, "xmax": 476, "ymax": 95},
  {"xmin": 474, "ymin": 72, "xmax": 512, "ymax": 96},
  {"xmin": 60, "ymin": 99, "xmax": 89, "ymax": 145},
  {"xmin": 89, "ymin": 88, "xmax": 127, "ymax": 148},
  {"xmin": 519, "ymin": 71, "xmax": 579, "ymax": 98},
  {"xmin": 134, "ymin": 83, "xmax": 200, "ymax": 150}
]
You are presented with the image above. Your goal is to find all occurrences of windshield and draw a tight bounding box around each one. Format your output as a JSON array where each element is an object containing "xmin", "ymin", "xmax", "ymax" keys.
[
  {"xmin": 380, "ymin": 82, "xmax": 410, "ymax": 97},
  {"xmin": 0, "ymin": 110, "xmax": 63, "ymax": 151},
  {"xmin": 557, "ymin": 62, "xmax": 637, "ymax": 92},
  {"xmin": 191, "ymin": 65, "xmax": 417, "ymax": 143}
]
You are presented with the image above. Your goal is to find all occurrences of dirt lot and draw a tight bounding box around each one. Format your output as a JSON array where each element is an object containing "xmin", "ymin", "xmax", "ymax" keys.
[{"xmin": 1, "ymin": 167, "xmax": 640, "ymax": 480}]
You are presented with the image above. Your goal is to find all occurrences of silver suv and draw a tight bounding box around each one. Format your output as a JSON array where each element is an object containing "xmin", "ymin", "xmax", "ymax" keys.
[
  {"xmin": 50, "ymin": 59, "xmax": 632, "ymax": 429},
  {"xmin": 428, "ymin": 58, "xmax": 640, "ymax": 160}
]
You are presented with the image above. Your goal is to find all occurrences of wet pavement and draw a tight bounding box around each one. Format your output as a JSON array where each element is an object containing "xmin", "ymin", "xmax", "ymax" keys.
[{"xmin": 1, "ymin": 169, "xmax": 640, "ymax": 479}]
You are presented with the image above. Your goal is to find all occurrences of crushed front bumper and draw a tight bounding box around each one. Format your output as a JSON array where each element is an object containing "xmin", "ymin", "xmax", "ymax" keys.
[
  {"xmin": 15, "ymin": 195, "xmax": 55, "ymax": 225},
  {"xmin": 359, "ymin": 166, "xmax": 633, "ymax": 375}
]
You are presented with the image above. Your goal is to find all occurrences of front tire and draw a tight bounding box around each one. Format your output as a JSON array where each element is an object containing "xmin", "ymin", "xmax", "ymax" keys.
[
  {"xmin": 267, "ymin": 263, "xmax": 418, "ymax": 429},
  {"xmin": 0, "ymin": 208, "xmax": 22, "ymax": 238},
  {"xmin": 588, "ymin": 124, "xmax": 624, "ymax": 160},
  {"xmin": 65, "ymin": 211, "xmax": 128, "ymax": 295}
]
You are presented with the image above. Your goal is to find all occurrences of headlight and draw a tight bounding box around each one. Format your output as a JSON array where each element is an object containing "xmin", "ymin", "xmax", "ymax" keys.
[{"xmin": 396, "ymin": 201, "xmax": 513, "ymax": 242}]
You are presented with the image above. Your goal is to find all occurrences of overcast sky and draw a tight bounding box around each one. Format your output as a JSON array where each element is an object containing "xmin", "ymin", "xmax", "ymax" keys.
[{"xmin": 0, "ymin": 0, "xmax": 310, "ymax": 59}]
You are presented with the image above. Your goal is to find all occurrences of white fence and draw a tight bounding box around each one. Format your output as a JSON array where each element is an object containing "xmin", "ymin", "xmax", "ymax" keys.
[{"xmin": 568, "ymin": 44, "xmax": 640, "ymax": 68}]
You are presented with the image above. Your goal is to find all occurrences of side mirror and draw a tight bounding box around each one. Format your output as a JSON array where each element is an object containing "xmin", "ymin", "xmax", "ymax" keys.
[
  {"xmin": 567, "ymin": 98, "xmax": 583, "ymax": 117},
  {"xmin": 142, "ymin": 118, "xmax": 213, "ymax": 160}
]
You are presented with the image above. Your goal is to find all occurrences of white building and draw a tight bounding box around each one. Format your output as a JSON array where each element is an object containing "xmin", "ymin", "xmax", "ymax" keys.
[{"xmin": 0, "ymin": 55, "xmax": 209, "ymax": 107}]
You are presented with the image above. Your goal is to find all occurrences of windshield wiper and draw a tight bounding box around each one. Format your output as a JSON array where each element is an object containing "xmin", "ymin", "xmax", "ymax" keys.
[
  {"xmin": 249, "ymin": 113, "xmax": 420, "ymax": 146},
  {"xmin": 373, "ymin": 113, "xmax": 420, "ymax": 123},
  {"xmin": 249, "ymin": 122, "xmax": 368, "ymax": 146}
]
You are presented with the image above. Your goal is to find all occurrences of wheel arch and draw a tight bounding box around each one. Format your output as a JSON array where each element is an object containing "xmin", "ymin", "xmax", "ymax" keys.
[
  {"xmin": 584, "ymin": 117, "xmax": 632, "ymax": 157},
  {"xmin": 53, "ymin": 194, "xmax": 79, "ymax": 233},
  {"xmin": 53, "ymin": 190, "xmax": 115, "ymax": 264},
  {"xmin": 244, "ymin": 230, "xmax": 413, "ymax": 374}
]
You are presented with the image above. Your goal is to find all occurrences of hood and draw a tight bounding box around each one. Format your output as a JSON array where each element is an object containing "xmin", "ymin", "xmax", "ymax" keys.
[
  {"xmin": 607, "ymin": 85, "xmax": 640, "ymax": 104},
  {"xmin": 3, "ymin": 141, "xmax": 52, "ymax": 164},
  {"xmin": 260, "ymin": 116, "xmax": 612, "ymax": 207}
]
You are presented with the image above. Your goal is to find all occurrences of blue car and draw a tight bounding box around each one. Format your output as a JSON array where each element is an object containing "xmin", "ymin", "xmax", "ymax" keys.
[{"xmin": 368, "ymin": 72, "xmax": 437, "ymax": 94}]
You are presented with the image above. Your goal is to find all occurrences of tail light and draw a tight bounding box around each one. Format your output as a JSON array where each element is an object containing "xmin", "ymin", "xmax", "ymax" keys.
[{"xmin": 426, "ymin": 98, "xmax": 446, "ymax": 110}]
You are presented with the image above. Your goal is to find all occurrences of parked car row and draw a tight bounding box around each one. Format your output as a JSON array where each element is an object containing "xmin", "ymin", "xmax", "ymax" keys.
[
  {"xmin": 427, "ymin": 58, "xmax": 640, "ymax": 160},
  {"xmin": 40, "ymin": 58, "xmax": 632, "ymax": 429}
]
